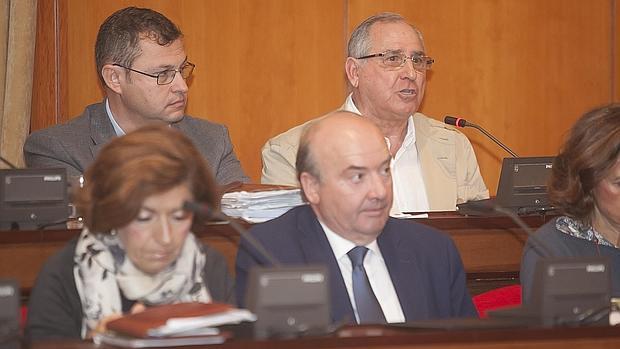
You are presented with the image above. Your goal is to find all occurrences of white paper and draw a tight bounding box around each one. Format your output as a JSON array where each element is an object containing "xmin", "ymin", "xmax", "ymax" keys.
[
  {"xmin": 222, "ymin": 189, "xmax": 305, "ymax": 223},
  {"xmin": 390, "ymin": 212, "xmax": 429, "ymax": 219},
  {"xmin": 148, "ymin": 309, "xmax": 256, "ymax": 337}
]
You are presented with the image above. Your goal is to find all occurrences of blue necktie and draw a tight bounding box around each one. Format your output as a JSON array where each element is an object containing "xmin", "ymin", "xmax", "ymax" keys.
[{"xmin": 347, "ymin": 246, "xmax": 386, "ymax": 324}]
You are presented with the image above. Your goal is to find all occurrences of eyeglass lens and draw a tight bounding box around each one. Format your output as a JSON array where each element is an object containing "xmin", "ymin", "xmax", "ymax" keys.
[
  {"xmin": 157, "ymin": 64, "xmax": 194, "ymax": 85},
  {"xmin": 383, "ymin": 52, "xmax": 432, "ymax": 70}
]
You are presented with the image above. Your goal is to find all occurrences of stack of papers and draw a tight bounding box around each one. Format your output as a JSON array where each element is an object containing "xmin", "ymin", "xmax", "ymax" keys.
[
  {"xmin": 94, "ymin": 331, "xmax": 227, "ymax": 348},
  {"xmin": 221, "ymin": 189, "xmax": 305, "ymax": 223},
  {"xmin": 390, "ymin": 212, "xmax": 429, "ymax": 219},
  {"xmin": 147, "ymin": 308, "xmax": 255, "ymax": 337},
  {"xmin": 96, "ymin": 302, "xmax": 256, "ymax": 347}
]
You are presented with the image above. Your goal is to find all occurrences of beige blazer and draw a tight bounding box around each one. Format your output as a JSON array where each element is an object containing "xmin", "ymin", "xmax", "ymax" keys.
[{"xmin": 260, "ymin": 109, "xmax": 489, "ymax": 211}]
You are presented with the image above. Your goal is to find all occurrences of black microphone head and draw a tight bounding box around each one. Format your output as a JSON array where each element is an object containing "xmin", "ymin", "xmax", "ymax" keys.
[{"xmin": 444, "ymin": 115, "xmax": 467, "ymax": 128}]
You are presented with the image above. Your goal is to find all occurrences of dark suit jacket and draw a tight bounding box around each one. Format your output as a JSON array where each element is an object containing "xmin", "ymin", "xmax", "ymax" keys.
[
  {"xmin": 235, "ymin": 205, "xmax": 477, "ymax": 324},
  {"xmin": 23, "ymin": 101, "xmax": 249, "ymax": 185}
]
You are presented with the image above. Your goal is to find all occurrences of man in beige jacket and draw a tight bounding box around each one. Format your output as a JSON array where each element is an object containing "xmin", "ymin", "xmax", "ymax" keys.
[{"xmin": 261, "ymin": 12, "xmax": 488, "ymax": 212}]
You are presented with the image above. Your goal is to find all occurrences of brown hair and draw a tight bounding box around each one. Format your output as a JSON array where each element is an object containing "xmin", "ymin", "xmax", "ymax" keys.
[
  {"xmin": 95, "ymin": 7, "xmax": 182, "ymax": 84},
  {"xmin": 75, "ymin": 125, "xmax": 219, "ymax": 233},
  {"xmin": 549, "ymin": 104, "xmax": 620, "ymax": 224}
]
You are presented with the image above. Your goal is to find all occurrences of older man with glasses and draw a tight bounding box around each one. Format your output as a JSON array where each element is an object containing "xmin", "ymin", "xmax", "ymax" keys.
[
  {"xmin": 261, "ymin": 12, "xmax": 488, "ymax": 212},
  {"xmin": 24, "ymin": 7, "xmax": 248, "ymax": 185}
]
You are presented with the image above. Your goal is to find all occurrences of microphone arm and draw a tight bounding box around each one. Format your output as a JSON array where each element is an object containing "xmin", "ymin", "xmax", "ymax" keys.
[
  {"xmin": 444, "ymin": 116, "xmax": 519, "ymax": 158},
  {"xmin": 457, "ymin": 199, "xmax": 554, "ymax": 258},
  {"xmin": 492, "ymin": 206, "xmax": 554, "ymax": 258},
  {"xmin": 183, "ymin": 201, "xmax": 282, "ymax": 267}
]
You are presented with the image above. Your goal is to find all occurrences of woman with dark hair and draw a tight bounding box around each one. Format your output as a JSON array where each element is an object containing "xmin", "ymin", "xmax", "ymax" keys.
[
  {"xmin": 520, "ymin": 104, "xmax": 620, "ymax": 301},
  {"xmin": 26, "ymin": 125, "xmax": 234, "ymax": 340}
]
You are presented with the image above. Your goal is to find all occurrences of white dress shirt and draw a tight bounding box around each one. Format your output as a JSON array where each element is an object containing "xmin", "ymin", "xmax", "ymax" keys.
[
  {"xmin": 343, "ymin": 95, "xmax": 430, "ymax": 214},
  {"xmin": 105, "ymin": 98, "xmax": 173, "ymax": 137},
  {"xmin": 105, "ymin": 99, "xmax": 126, "ymax": 136},
  {"xmin": 320, "ymin": 221, "xmax": 405, "ymax": 323}
]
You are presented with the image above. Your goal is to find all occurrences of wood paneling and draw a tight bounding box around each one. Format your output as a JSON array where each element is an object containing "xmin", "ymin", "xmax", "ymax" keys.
[
  {"xmin": 31, "ymin": 1, "xmax": 616, "ymax": 188},
  {"xmin": 40, "ymin": 0, "xmax": 346, "ymax": 182},
  {"xmin": 615, "ymin": 0, "xmax": 619, "ymax": 102},
  {"xmin": 348, "ymin": 0, "xmax": 613, "ymax": 193},
  {"xmin": 31, "ymin": 0, "xmax": 59, "ymax": 130}
]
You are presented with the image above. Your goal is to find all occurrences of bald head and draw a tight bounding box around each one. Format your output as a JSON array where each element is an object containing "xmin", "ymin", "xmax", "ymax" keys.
[
  {"xmin": 296, "ymin": 110, "xmax": 393, "ymax": 244},
  {"xmin": 296, "ymin": 111, "xmax": 386, "ymax": 181}
]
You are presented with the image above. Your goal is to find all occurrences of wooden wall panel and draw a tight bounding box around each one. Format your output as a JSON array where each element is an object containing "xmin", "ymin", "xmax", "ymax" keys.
[
  {"xmin": 31, "ymin": 0, "xmax": 615, "ymax": 188},
  {"xmin": 348, "ymin": 0, "xmax": 613, "ymax": 193},
  {"xmin": 182, "ymin": 1, "xmax": 346, "ymax": 181},
  {"xmin": 57, "ymin": 0, "xmax": 346, "ymax": 182},
  {"xmin": 610, "ymin": 0, "xmax": 620, "ymax": 103},
  {"xmin": 31, "ymin": 0, "xmax": 62, "ymax": 130}
]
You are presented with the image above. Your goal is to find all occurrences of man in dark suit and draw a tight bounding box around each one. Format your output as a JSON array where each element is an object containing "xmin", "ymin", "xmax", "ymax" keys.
[
  {"xmin": 23, "ymin": 7, "xmax": 248, "ymax": 185},
  {"xmin": 236, "ymin": 111, "xmax": 477, "ymax": 324}
]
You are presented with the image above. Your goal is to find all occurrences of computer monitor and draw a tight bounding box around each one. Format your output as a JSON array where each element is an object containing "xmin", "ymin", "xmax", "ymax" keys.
[
  {"xmin": 496, "ymin": 156, "xmax": 555, "ymax": 213},
  {"xmin": 457, "ymin": 156, "xmax": 555, "ymax": 216},
  {"xmin": 0, "ymin": 168, "xmax": 69, "ymax": 230},
  {"xmin": 531, "ymin": 257, "xmax": 611, "ymax": 326},
  {"xmin": 490, "ymin": 256, "xmax": 611, "ymax": 327},
  {"xmin": 245, "ymin": 265, "xmax": 330, "ymax": 339}
]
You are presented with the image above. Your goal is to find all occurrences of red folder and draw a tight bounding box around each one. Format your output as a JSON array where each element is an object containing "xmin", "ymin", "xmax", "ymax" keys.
[{"xmin": 106, "ymin": 302, "xmax": 232, "ymax": 338}]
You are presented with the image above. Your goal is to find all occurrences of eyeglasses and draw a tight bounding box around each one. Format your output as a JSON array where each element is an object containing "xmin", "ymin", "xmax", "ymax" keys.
[
  {"xmin": 357, "ymin": 51, "xmax": 434, "ymax": 71},
  {"xmin": 113, "ymin": 61, "xmax": 195, "ymax": 85}
]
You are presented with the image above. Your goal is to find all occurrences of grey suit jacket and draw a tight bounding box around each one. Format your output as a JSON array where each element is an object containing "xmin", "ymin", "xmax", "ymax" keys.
[{"xmin": 24, "ymin": 101, "xmax": 249, "ymax": 185}]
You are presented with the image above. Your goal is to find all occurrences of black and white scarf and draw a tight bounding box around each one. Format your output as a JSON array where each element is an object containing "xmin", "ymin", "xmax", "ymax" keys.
[{"xmin": 73, "ymin": 229, "xmax": 212, "ymax": 338}]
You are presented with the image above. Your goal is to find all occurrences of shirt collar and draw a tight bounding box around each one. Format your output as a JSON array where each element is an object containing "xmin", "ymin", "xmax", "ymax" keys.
[
  {"xmin": 105, "ymin": 99, "xmax": 126, "ymax": 136},
  {"xmin": 105, "ymin": 99, "xmax": 174, "ymax": 136},
  {"xmin": 319, "ymin": 219, "xmax": 382, "ymax": 261},
  {"xmin": 344, "ymin": 94, "xmax": 361, "ymax": 115},
  {"xmin": 345, "ymin": 94, "xmax": 416, "ymax": 152}
]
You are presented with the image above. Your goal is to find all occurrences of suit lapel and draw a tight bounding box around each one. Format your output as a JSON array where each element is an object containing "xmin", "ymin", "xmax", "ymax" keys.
[
  {"xmin": 413, "ymin": 114, "xmax": 457, "ymax": 211},
  {"xmin": 296, "ymin": 207, "xmax": 356, "ymax": 324},
  {"xmin": 89, "ymin": 101, "xmax": 117, "ymax": 159},
  {"xmin": 378, "ymin": 220, "xmax": 430, "ymax": 321}
]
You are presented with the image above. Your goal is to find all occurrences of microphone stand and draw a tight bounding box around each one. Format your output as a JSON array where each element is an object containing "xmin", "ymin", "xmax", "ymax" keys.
[
  {"xmin": 210, "ymin": 210, "xmax": 282, "ymax": 267},
  {"xmin": 444, "ymin": 116, "xmax": 519, "ymax": 158},
  {"xmin": 183, "ymin": 201, "xmax": 281, "ymax": 267},
  {"xmin": 465, "ymin": 122, "xmax": 519, "ymax": 158}
]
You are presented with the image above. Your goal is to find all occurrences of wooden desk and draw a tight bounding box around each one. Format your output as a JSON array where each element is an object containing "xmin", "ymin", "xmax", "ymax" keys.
[
  {"xmin": 0, "ymin": 212, "xmax": 554, "ymax": 298},
  {"xmin": 26, "ymin": 324, "xmax": 620, "ymax": 349}
]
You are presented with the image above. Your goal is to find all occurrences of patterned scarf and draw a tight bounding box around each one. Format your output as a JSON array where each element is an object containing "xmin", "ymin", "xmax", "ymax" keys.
[
  {"xmin": 556, "ymin": 216, "xmax": 616, "ymax": 248},
  {"xmin": 73, "ymin": 229, "xmax": 212, "ymax": 338}
]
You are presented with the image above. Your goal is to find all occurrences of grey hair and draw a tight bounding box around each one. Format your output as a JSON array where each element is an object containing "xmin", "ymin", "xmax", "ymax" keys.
[{"xmin": 347, "ymin": 12, "xmax": 425, "ymax": 58}]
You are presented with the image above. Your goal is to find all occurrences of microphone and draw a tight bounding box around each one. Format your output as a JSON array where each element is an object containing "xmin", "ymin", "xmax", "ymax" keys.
[
  {"xmin": 444, "ymin": 116, "xmax": 519, "ymax": 158},
  {"xmin": 183, "ymin": 201, "xmax": 281, "ymax": 267}
]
